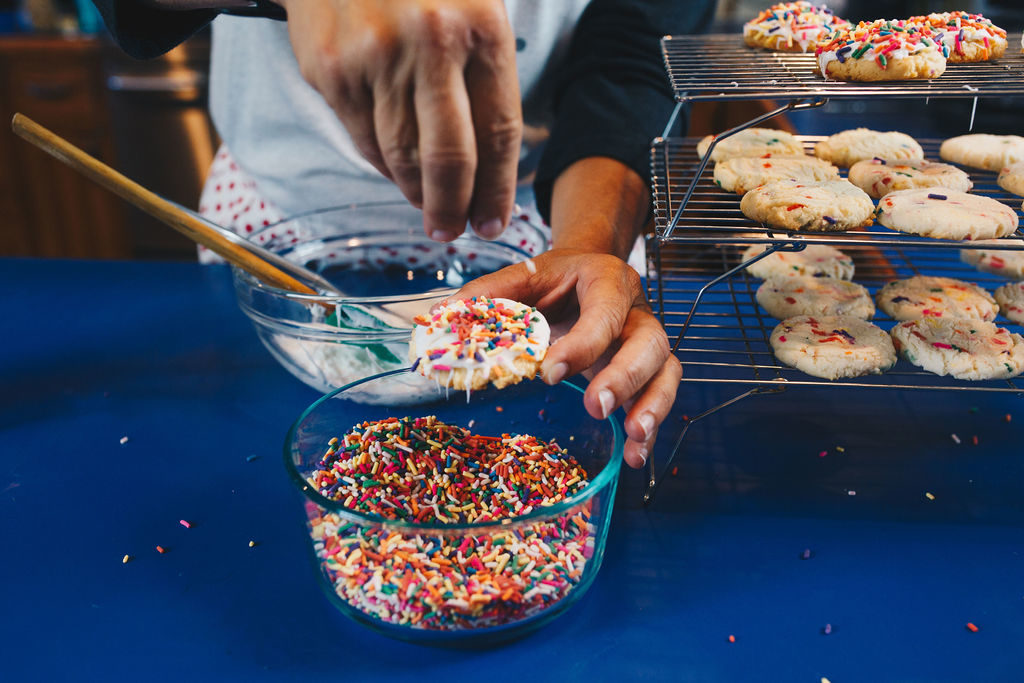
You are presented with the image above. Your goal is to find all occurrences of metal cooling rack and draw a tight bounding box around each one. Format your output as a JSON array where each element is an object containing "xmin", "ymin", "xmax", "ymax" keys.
[{"xmin": 663, "ymin": 33, "xmax": 1024, "ymax": 101}]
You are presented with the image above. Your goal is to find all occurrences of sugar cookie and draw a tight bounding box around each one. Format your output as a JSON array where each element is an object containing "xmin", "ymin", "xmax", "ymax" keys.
[
  {"xmin": 994, "ymin": 282, "xmax": 1024, "ymax": 325},
  {"xmin": 814, "ymin": 128, "xmax": 924, "ymax": 167},
  {"xmin": 740, "ymin": 178, "xmax": 874, "ymax": 232},
  {"xmin": 714, "ymin": 155, "xmax": 839, "ymax": 194},
  {"xmin": 770, "ymin": 315, "xmax": 896, "ymax": 379},
  {"xmin": 815, "ymin": 20, "xmax": 946, "ymax": 82},
  {"xmin": 847, "ymin": 158, "xmax": 972, "ymax": 199},
  {"xmin": 742, "ymin": 243, "xmax": 855, "ymax": 280},
  {"xmin": 876, "ymin": 275, "xmax": 998, "ymax": 322},
  {"xmin": 875, "ymin": 189, "xmax": 1019, "ymax": 240},
  {"xmin": 891, "ymin": 318, "xmax": 1024, "ymax": 380},
  {"xmin": 696, "ymin": 128, "xmax": 804, "ymax": 162},
  {"xmin": 756, "ymin": 275, "xmax": 875, "ymax": 320},
  {"xmin": 997, "ymin": 162, "xmax": 1024, "ymax": 197},
  {"xmin": 961, "ymin": 239, "xmax": 1024, "ymax": 279},
  {"xmin": 907, "ymin": 12, "xmax": 1008, "ymax": 63},
  {"xmin": 743, "ymin": 2, "xmax": 850, "ymax": 53},
  {"xmin": 940, "ymin": 134, "xmax": 1024, "ymax": 172}
]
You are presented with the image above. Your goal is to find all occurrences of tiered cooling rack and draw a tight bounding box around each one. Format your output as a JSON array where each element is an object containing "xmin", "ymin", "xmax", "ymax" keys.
[{"xmin": 644, "ymin": 34, "xmax": 1024, "ymax": 503}]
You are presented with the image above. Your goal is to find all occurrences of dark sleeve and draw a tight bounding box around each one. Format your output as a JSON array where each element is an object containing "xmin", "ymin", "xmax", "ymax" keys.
[{"xmin": 532, "ymin": 0, "xmax": 715, "ymax": 224}]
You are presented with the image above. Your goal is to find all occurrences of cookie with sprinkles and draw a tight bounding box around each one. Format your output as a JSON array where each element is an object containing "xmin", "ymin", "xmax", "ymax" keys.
[
  {"xmin": 743, "ymin": 2, "xmax": 850, "ymax": 53},
  {"xmin": 696, "ymin": 128, "xmax": 804, "ymax": 162},
  {"xmin": 875, "ymin": 275, "xmax": 998, "ymax": 322},
  {"xmin": 847, "ymin": 158, "xmax": 972, "ymax": 199},
  {"xmin": 756, "ymin": 275, "xmax": 875, "ymax": 320},
  {"xmin": 740, "ymin": 178, "xmax": 875, "ymax": 232},
  {"xmin": 741, "ymin": 243, "xmax": 855, "ymax": 280},
  {"xmin": 410, "ymin": 296, "xmax": 549, "ymax": 391},
  {"xmin": 907, "ymin": 12, "xmax": 1007, "ymax": 63},
  {"xmin": 713, "ymin": 155, "xmax": 839, "ymax": 194},
  {"xmin": 770, "ymin": 314, "xmax": 896, "ymax": 379},
  {"xmin": 890, "ymin": 318, "xmax": 1024, "ymax": 380},
  {"xmin": 875, "ymin": 188, "xmax": 1019, "ymax": 241},
  {"xmin": 961, "ymin": 239, "xmax": 1024, "ymax": 279},
  {"xmin": 997, "ymin": 162, "xmax": 1024, "ymax": 197},
  {"xmin": 940, "ymin": 134, "xmax": 1024, "ymax": 172},
  {"xmin": 815, "ymin": 19, "xmax": 946, "ymax": 82},
  {"xmin": 814, "ymin": 128, "xmax": 924, "ymax": 167},
  {"xmin": 994, "ymin": 282, "xmax": 1024, "ymax": 325}
]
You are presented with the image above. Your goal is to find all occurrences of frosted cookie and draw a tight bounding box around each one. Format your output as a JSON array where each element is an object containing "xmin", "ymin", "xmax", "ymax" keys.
[
  {"xmin": 908, "ymin": 12, "xmax": 1008, "ymax": 63},
  {"xmin": 847, "ymin": 158, "xmax": 972, "ymax": 199},
  {"xmin": 960, "ymin": 239, "xmax": 1024, "ymax": 279},
  {"xmin": 743, "ymin": 2, "xmax": 850, "ymax": 53},
  {"xmin": 742, "ymin": 243, "xmax": 854, "ymax": 280},
  {"xmin": 994, "ymin": 282, "xmax": 1024, "ymax": 325},
  {"xmin": 875, "ymin": 189, "xmax": 1019, "ymax": 240},
  {"xmin": 815, "ymin": 19, "xmax": 946, "ymax": 82},
  {"xmin": 740, "ymin": 178, "xmax": 874, "ymax": 232},
  {"xmin": 813, "ymin": 128, "xmax": 924, "ymax": 167},
  {"xmin": 875, "ymin": 275, "xmax": 998, "ymax": 322},
  {"xmin": 891, "ymin": 318, "xmax": 1024, "ymax": 380},
  {"xmin": 409, "ymin": 296, "xmax": 549, "ymax": 391},
  {"xmin": 756, "ymin": 275, "xmax": 874, "ymax": 320},
  {"xmin": 713, "ymin": 155, "xmax": 839, "ymax": 194},
  {"xmin": 940, "ymin": 134, "xmax": 1024, "ymax": 172},
  {"xmin": 997, "ymin": 162, "xmax": 1024, "ymax": 197},
  {"xmin": 696, "ymin": 128, "xmax": 804, "ymax": 162},
  {"xmin": 770, "ymin": 315, "xmax": 896, "ymax": 379}
]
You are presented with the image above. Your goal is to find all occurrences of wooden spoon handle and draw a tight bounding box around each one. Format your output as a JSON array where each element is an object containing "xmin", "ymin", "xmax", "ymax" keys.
[{"xmin": 10, "ymin": 112, "xmax": 318, "ymax": 296}]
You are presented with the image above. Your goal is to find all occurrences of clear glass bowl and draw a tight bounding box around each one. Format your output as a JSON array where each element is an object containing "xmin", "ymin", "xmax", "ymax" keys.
[
  {"xmin": 233, "ymin": 203, "xmax": 546, "ymax": 399},
  {"xmin": 284, "ymin": 369, "xmax": 623, "ymax": 646}
]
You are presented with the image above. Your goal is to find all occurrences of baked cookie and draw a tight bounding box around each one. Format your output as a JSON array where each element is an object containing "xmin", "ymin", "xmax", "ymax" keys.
[
  {"xmin": 756, "ymin": 275, "xmax": 875, "ymax": 320},
  {"xmin": 742, "ymin": 243, "xmax": 855, "ymax": 280},
  {"xmin": 696, "ymin": 128, "xmax": 804, "ymax": 162},
  {"xmin": 815, "ymin": 19, "xmax": 946, "ymax": 82},
  {"xmin": 960, "ymin": 239, "xmax": 1024, "ymax": 279},
  {"xmin": 770, "ymin": 315, "xmax": 896, "ymax": 379},
  {"xmin": 743, "ymin": 2, "xmax": 850, "ymax": 53},
  {"xmin": 847, "ymin": 158, "xmax": 972, "ymax": 199},
  {"xmin": 994, "ymin": 282, "xmax": 1024, "ymax": 325},
  {"xmin": 890, "ymin": 318, "xmax": 1024, "ymax": 380},
  {"xmin": 740, "ymin": 178, "xmax": 875, "ymax": 232},
  {"xmin": 875, "ymin": 189, "xmax": 1019, "ymax": 240},
  {"xmin": 409, "ymin": 296, "xmax": 549, "ymax": 391},
  {"xmin": 908, "ymin": 12, "xmax": 1008, "ymax": 63},
  {"xmin": 876, "ymin": 275, "xmax": 998, "ymax": 322},
  {"xmin": 940, "ymin": 134, "xmax": 1024, "ymax": 172},
  {"xmin": 714, "ymin": 155, "xmax": 839, "ymax": 194},
  {"xmin": 997, "ymin": 162, "xmax": 1024, "ymax": 197},
  {"xmin": 813, "ymin": 128, "xmax": 924, "ymax": 167}
]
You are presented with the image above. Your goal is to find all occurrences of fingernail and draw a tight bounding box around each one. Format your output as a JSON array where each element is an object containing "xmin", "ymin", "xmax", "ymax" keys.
[
  {"xmin": 638, "ymin": 412, "xmax": 655, "ymax": 441},
  {"xmin": 635, "ymin": 446, "xmax": 648, "ymax": 466},
  {"xmin": 430, "ymin": 230, "xmax": 458, "ymax": 242},
  {"xmin": 546, "ymin": 361, "xmax": 568, "ymax": 385},
  {"xmin": 598, "ymin": 389, "xmax": 615, "ymax": 419},
  {"xmin": 475, "ymin": 218, "xmax": 504, "ymax": 239}
]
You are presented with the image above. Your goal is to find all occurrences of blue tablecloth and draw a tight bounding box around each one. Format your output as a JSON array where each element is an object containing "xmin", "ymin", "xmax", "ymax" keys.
[{"xmin": 3, "ymin": 258, "xmax": 1023, "ymax": 681}]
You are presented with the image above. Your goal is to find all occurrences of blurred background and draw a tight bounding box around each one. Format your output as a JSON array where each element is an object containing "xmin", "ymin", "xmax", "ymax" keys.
[{"xmin": 0, "ymin": 0, "xmax": 1021, "ymax": 260}]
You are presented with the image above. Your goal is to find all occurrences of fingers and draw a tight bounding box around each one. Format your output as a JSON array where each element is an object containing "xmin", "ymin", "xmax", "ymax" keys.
[
  {"xmin": 618, "ymin": 356, "xmax": 682, "ymax": 468},
  {"xmin": 463, "ymin": 10, "xmax": 521, "ymax": 239},
  {"xmin": 372, "ymin": 78, "xmax": 419, "ymax": 202}
]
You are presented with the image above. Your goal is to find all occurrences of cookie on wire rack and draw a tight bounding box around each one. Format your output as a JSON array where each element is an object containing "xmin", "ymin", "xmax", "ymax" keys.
[
  {"xmin": 756, "ymin": 275, "xmax": 875, "ymax": 320},
  {"xmin": 770, "ymin": 314, "xmax": 896, "ymax": 379},
  {"xmin": 907, "ymin": 12, "xmax": 1008, "ymax": 63},
  {"xmin": 815, "ymin": 19, "xmax": 946, "ymax": 82},
  {"xmin": 994, "ymin": 282, "xmax": 1024, "ymax": 325},
  {"xmin": 743, "ymin": 2, "xmax": 850, "ymax": 53},
  {"xmin": 696, "ymin": 128, "xmax": 804, "ymax": 162},
  {"xmin": 940, "ymin": 134, "xmax": 1024, "ymax": 172},
  {"xmin": 847, "ymin": 158, "xmax": 972, "ymax": 199},
  {"xmin": 997, "ymin": 162, "xmax": 1024, "ymax": 197},
  {"xmin": 713, "ymin": 155, "xmax": 839, "ymax": 194},
  {"xmin": 814, "ymin": 128, "xmax": 924, "ymax": 167},
  {"xmin": 741, "ymin": 243, "xmax": 855, "ymax": 280},
  {"xmin": 409, "ymin": 296, "xmax": 550, "ymax": 391},
  {"xmin": 740, "ymin": 178, "xmax": 875, "ymax": 232},
  {"xmin": 875, "ymin": 188, "xmax": 1019, "ymax": 241},
  {"xmin": 875, "ymin": 275, "xmax": 998, "ymax": 322},
  {"xmin": 961, "ymin": 239, "xmax": 1024, "ymax": 279},
  {"xmin": 890, "ymin": 318, "xmax": 1024, "ymax": 380}
]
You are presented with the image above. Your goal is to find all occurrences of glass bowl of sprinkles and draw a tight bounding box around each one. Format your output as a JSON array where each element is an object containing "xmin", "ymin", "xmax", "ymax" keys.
[
  {"xmin": 234, "ymin": 202, "xmax": 546, "ymax": 400},
  {"xmin": 284, "ymin": 368, "xmax": 624, "ymax": 645}
]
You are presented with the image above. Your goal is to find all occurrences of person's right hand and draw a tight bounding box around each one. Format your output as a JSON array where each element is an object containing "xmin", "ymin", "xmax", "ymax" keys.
[{"xmin": 280, "ymin": 0, "xmax": 523, "ymax": 243}]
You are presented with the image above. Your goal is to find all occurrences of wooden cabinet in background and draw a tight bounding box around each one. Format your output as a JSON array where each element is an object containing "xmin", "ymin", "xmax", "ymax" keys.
[{"xmin": 1, "ymin": 36, "xmax": 129, "ymax": 259}]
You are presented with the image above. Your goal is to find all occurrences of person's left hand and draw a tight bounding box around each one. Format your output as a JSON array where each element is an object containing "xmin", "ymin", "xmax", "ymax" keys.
[{"xmin": 451, "ymin": 248, "xmax": 681, "ymax": 468}]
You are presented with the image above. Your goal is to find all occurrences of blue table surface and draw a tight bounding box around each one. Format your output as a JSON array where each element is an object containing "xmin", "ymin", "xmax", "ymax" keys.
[{"xmin": 3, "ymin": 258, "xmax": 1023, "ymax": 682}]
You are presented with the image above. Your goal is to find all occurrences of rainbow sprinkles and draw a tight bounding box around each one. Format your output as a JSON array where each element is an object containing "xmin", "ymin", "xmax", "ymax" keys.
[{"xmin": 816, "ymin": 19, "xmax": 947, "ymax": 82}]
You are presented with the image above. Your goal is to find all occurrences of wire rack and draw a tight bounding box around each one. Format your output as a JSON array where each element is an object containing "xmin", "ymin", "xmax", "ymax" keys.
[
  {"xmin": 652, "ymin": 137, "xmax": 1024, "ymax": 244},
  {"xmin": 663, "ymin": 33, "xmax": 1024, "ymax": 101}
]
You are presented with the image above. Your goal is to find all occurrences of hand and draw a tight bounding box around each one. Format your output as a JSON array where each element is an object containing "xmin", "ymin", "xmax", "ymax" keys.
[
  {"xmin": 452, "ymin": 249, "xmax": 682, "ymax": 469},
  {"xmin": 280, "ymin": 0, "xmax": 522, "ymax": 242}
]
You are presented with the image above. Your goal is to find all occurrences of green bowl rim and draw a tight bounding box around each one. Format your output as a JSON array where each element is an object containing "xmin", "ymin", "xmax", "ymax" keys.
[{"xmin": 282, "ymin": 368, "xmax": 625, "ymax": 532}]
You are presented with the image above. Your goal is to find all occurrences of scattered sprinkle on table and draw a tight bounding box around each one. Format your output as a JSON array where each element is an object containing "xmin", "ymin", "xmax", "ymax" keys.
[
  {"xmin": 155, "ymin": 545, "xmax": 166, "ymax": 554},
  {"xmin": 1005, "ymin": 414, "xmax": 1012, "ymax": 423},
  {"xmin": 972, "ymin": 435, "xmax": 979, "ymax": 446},
  {"xmin": 119, "ymin": 436, "xmax": 129, "ymax": 445},
  {"xmin": 246, "ymin": 454, "xmax": 261, "ymax": 462},
  {"xmin": 925, "ymin": 492, "xmax": 936, "ymax": 501},
  {"xmin": 122, "ymin": 554, "xmax": 131, "ymax": 564},
  {"xmin": 179, "ymin": 519, "xmax": 192, "ymax": 529},
  {"xmin": 847, "ymin": 490, "xmax": 856, "ymax": 496},
  {"xmin": 801, "ymin": 548, "xmax": 813, "ymax": 560},
  {"xmin": 818, "ymin": 450, "xmax": 828, "ymax": 458},
  {"xmin": 835, "ymin": 446, "xmax": 845, "ymax": 453},
  {"xmin": 248, "ymin": 540, "xmax": 257, "ymax": 548},
  {"xmin": 966, "ymin": 622, "xmax": 979, "ymax": 632},
  {"xmin": 823, "ymin": 623, "xmax": 832, "ymax": 635},
  {"xmin": 951, "ymin": 433, "xmax": 961, "ymax": 444},
  {"xmin": 728, "ymin": 634, "xmax": 736, "ymax": 643},
  {"xmin": 671, "ymin": 466, "xmax": 679, "ymax": 477}
]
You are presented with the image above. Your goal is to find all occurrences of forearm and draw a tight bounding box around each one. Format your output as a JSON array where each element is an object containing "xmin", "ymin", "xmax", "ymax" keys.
[{"xmin": 549, "ymin": 156, "xmax": 649, "ymax": 261}]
